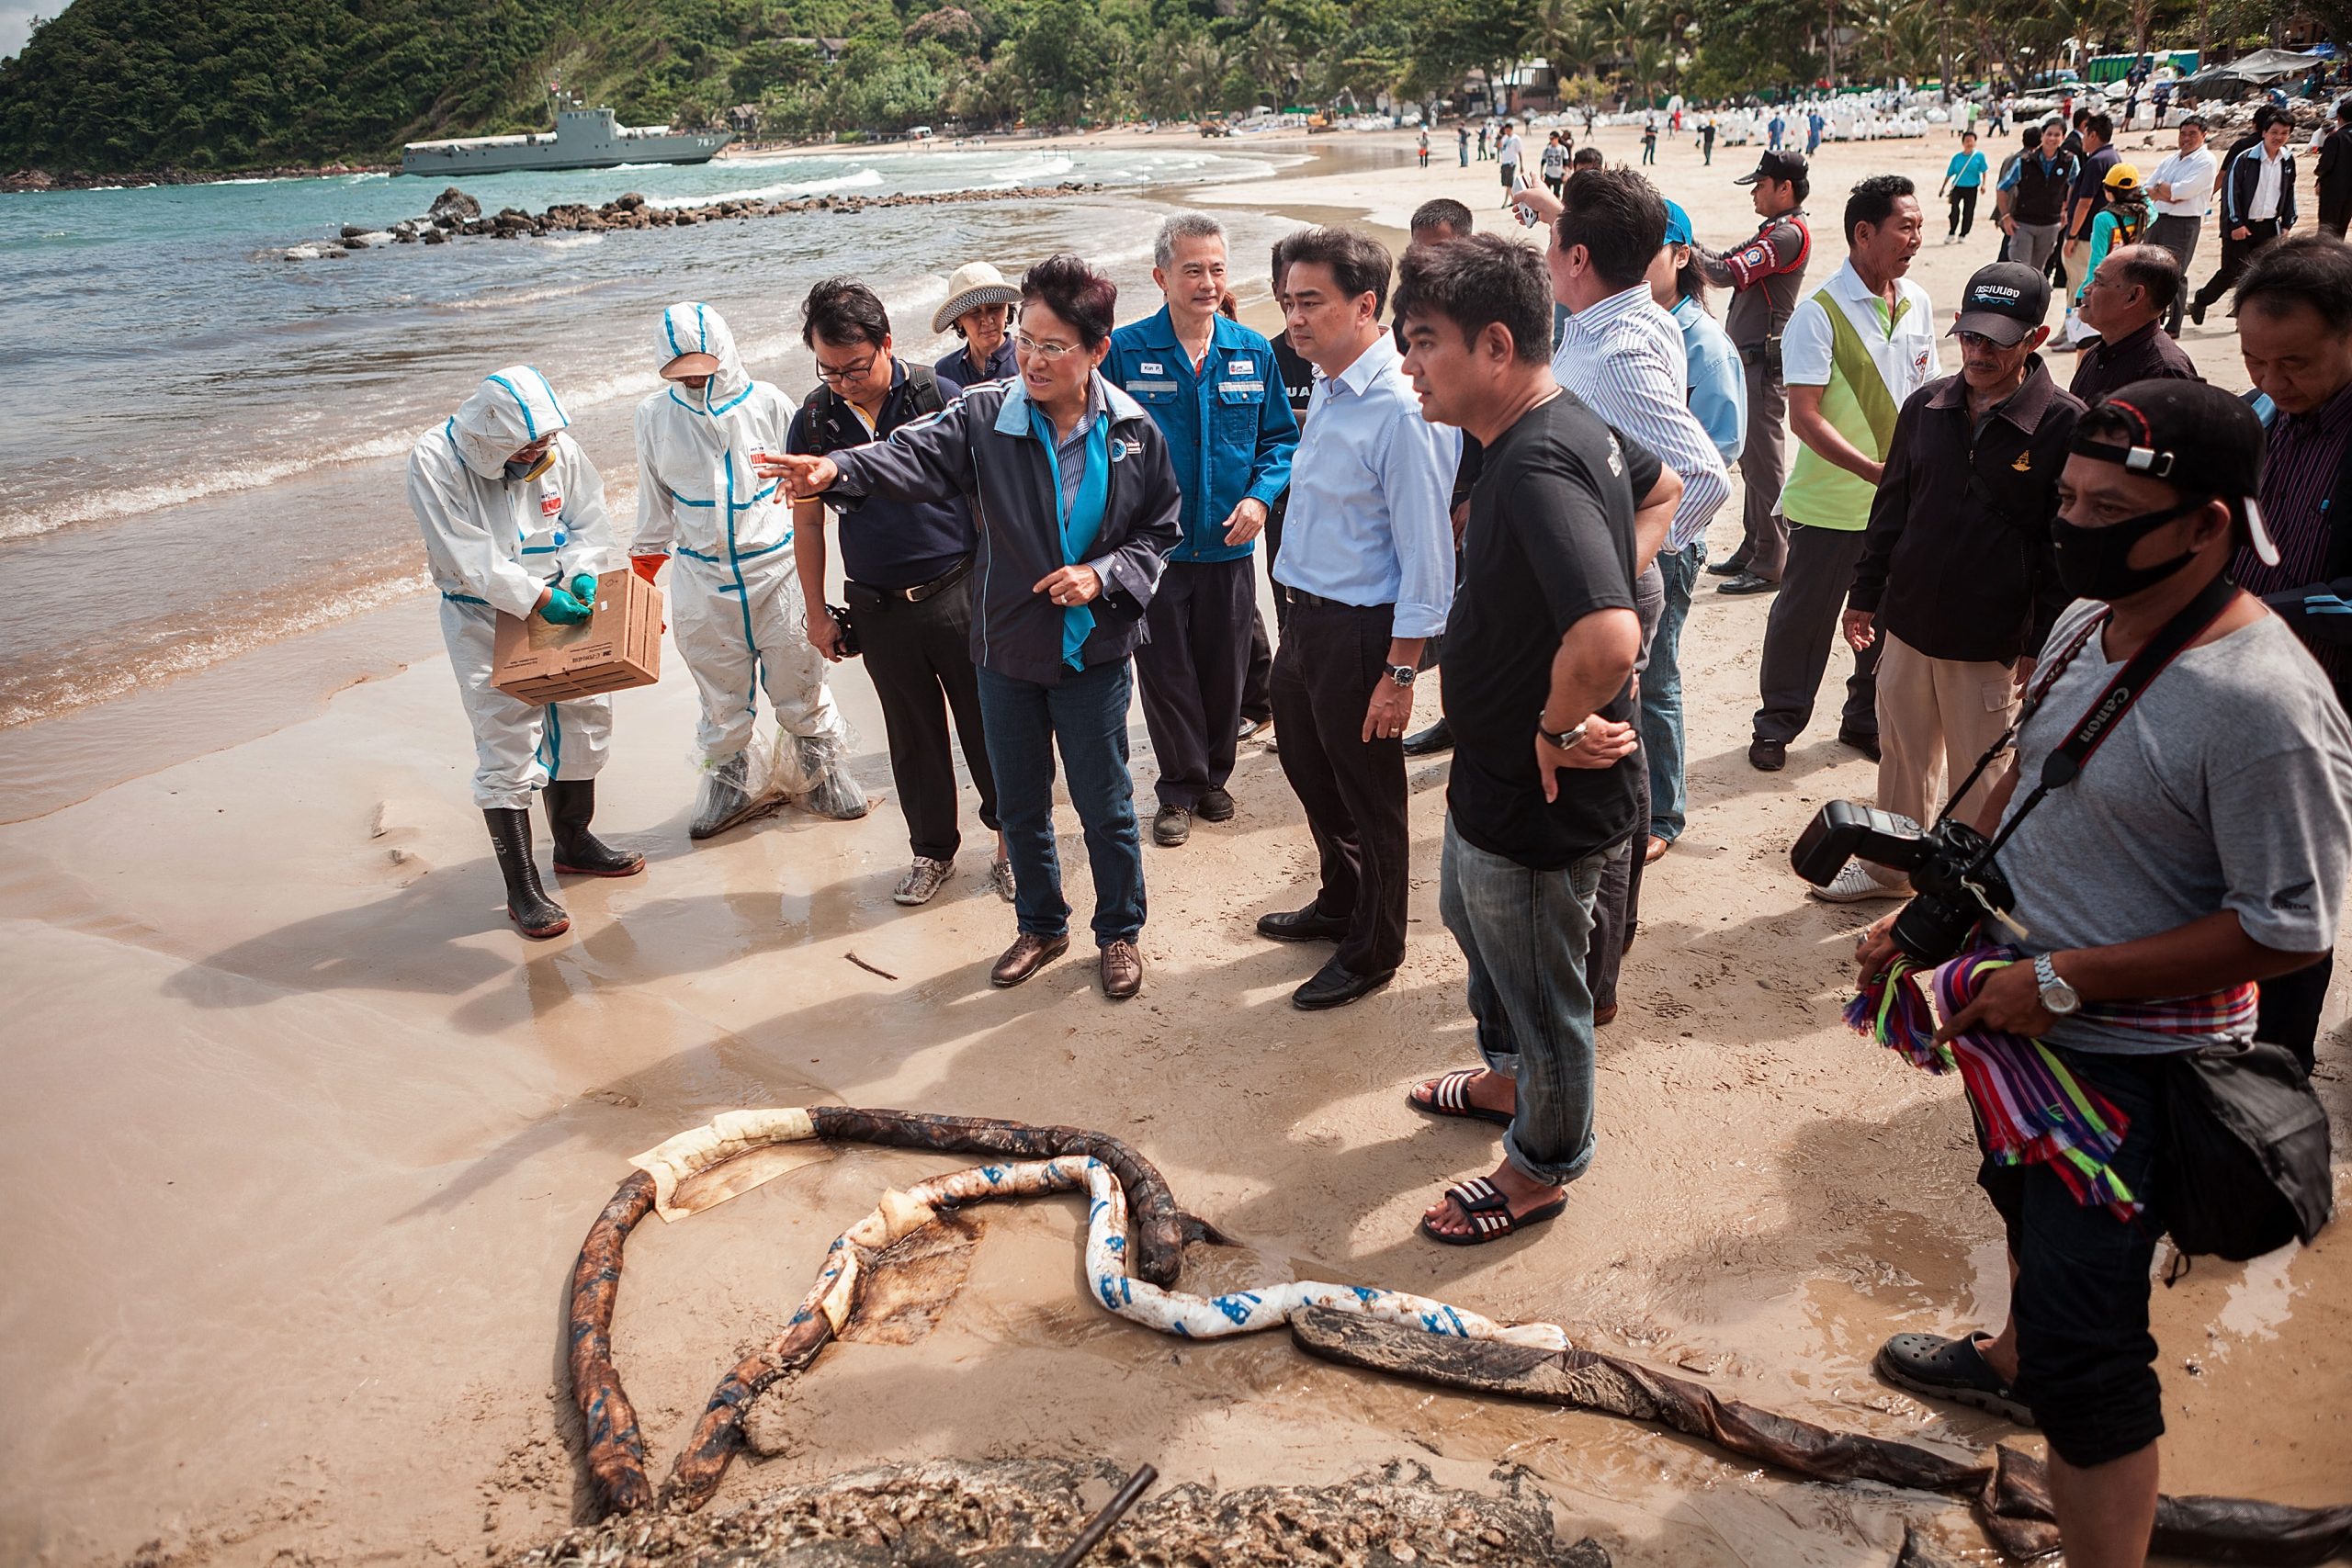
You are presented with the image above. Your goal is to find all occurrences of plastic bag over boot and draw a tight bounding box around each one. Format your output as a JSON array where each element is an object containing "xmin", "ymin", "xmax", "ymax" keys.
[
  {"xmin": 795, "ymin": 733, "xmax": 868, "ymax": 820},
  {"xmin": 689, "ymin": 751, "xmax": 776, "ymax": 840}
]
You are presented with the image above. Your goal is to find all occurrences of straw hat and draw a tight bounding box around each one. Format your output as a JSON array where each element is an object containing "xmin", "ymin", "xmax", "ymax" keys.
[{"xmin": 933, "ymin": 261, "xmax": 1023, "ymax": 334}]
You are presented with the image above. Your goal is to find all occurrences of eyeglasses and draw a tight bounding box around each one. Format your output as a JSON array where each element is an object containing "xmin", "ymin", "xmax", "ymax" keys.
[
  {"xmin": 813, "ymin": 353, "xmax": 878, "ymax": 384},
  {"xmin": 1014, "ymin": 332, "xmax": 1082, "ymax": 361},
  {"xmin": 1953, "ymin": 331, "xmax": 2015, "ymax": 350}
]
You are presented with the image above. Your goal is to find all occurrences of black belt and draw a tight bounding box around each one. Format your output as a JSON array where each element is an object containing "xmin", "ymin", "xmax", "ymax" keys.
[
  {"xmin": 849, "ymin": 556, "xmax": 971, "ymax": 606},
  {"xmin": 1282, "ymin": 585, "xmax": 1388, "ymax": 614}
]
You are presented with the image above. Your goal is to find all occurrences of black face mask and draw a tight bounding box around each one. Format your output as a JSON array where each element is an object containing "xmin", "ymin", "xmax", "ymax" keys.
[{"xmin": 2051, "ymin": 497, "xmax": 2207, "ymax": 601}]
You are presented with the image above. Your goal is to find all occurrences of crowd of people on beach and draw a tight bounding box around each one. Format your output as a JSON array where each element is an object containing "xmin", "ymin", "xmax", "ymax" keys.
[{"xmin": 407, "ymin": 113, "xmax": 2352, "ymax": 1563}]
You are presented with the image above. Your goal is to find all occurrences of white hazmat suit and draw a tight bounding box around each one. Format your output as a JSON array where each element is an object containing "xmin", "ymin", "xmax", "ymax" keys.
[
  {"xmin": 632, "ymin": 302, "xmax": 862, "ymax": 831},
  {"xmin": 409, "ymin": 366, "xmax": 618, "ymax": 812}
]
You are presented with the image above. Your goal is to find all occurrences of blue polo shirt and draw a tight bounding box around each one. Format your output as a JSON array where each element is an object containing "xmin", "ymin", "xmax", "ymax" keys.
[{"xmin": 1104, "ymin": 307, "xmax": 1297, "ymax": 564}]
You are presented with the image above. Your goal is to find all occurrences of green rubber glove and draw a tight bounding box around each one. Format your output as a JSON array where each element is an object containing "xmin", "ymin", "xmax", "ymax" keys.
[
  {"xmin": 569, "ymin": 573, "xmax": 598, "ymax": 607},
  {"xmin": 540, "ymin": 584, "xmax": 593, "ymax": 625}
]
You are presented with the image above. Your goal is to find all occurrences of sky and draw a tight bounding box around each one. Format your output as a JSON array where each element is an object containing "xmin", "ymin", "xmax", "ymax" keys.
[{"xmin": 2, "ymin": 1, "xmax": 43, "ymax": 60}]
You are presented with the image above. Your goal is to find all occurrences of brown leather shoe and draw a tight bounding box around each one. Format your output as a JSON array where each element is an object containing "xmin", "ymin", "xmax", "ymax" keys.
[
  {"xmin": 1644, "ymin": 834, "xmax": 1669, "ymax": 864},
  {"xmin": 990, "ymin": 931, "xmax": 1068, "ymax": 987},
  {"xmin": 1100, "ymin": 939, "xmax": 1143, "ymax": 1000}
]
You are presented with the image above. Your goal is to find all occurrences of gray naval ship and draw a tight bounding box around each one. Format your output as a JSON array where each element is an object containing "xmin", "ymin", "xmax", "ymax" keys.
[{"xmin": 401, "ymin": 107, "xmax": 732, "ymax": 177}]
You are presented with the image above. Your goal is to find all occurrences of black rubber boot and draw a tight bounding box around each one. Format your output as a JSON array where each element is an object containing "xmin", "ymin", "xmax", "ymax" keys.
[
  {"xmin": 485, "ymin": 807, "xmax": 571, "ymax": 938},
  {"xmin": 544, "ymin": 780, "xmax": 645, "ymax": 877}
]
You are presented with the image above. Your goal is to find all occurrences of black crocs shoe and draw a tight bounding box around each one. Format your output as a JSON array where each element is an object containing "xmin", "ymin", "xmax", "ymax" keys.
[{"xmin": 1875, "ymin": 1333, "xmax": 2036, "ymax": 1426}]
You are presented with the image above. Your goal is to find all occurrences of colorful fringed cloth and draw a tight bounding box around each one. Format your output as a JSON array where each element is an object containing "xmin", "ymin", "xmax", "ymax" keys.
[{"xmin": 1848, "ymin": 947, "xmax": 2258, "ymax": 1220}]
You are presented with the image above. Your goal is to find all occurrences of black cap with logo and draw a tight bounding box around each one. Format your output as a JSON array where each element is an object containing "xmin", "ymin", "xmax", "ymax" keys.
[
  {"xmin": 1733, "ymin": 149, "xmax": 1808, "ymax": 186},
  {"xmin": 2072, "ymin": 379, "xmax": 2278, "ymax": 565},
  {"xmin": 1951, "ymin": 261, "xmax": 2052, "ymax": 346}
]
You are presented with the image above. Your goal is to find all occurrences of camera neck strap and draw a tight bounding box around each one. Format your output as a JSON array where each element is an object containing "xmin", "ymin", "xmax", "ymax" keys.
[{"xmin": 1949, "ymin": 573, "xmax": 2240, "ymax": 860}]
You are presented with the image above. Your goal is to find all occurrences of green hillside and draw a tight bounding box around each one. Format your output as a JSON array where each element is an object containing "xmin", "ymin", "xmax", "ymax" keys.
[
  {"xmin": 0, "ymin": 0, "xmax": 1460, "ymax": 175},
  {"xmin": 0, "ymin": 0, "xmax": 2290, "ymax": 175}
]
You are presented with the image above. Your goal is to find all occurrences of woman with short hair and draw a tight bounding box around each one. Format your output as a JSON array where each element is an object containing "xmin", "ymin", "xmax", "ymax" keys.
[{"xmin": 758, "ymin": 256, "xmax": 1184, "ymax": 999}]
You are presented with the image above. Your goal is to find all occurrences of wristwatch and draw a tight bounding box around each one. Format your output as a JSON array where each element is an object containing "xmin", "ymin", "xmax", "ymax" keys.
[
  {"xmin": 1538, "ymin": 721, "xmax": 1587, "ymax": 752},
  {"xmin": 1385, "ymin": 663, "xmax": 1418, "ymax": 688},
  {"xmin": 2033, "ymin": 953, "xmax": 2082, "ymax": 1016}
]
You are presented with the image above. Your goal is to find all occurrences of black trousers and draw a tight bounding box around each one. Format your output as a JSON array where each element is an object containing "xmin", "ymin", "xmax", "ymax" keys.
[
  {"xmin": 1242, "ymin": 501, "xmax": 1285, "ymax": 722},
  {"xmin": 1754, "ymin": 523, "xmax": 1880, "ymax": 744},
  {"xmin": 1270, "ymin": 595, "xmax": 1409, "ymax": 977},
  {"xmin": 2257, "ymin": 951, "xmax": 2333, "ymax": 1077},
  {"xmin": 1135, "ymin": 558, "xmax": 1253, "ymax": 809},
  {"xmin": 1948, "ymin": 186, "xmax": 1978, "ymax": 237},
  {"xmin": 2191, "ymin": 218, "xmax": 2282, "ymax": 313},
  {"xmin": 847, "ymin": 574, "xmax": 1000, "ymax": 862}
]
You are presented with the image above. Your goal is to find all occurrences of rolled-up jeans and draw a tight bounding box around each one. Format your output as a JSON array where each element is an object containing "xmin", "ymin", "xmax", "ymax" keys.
[
  {"xmin": 1639, "ymin": 538, "xmax": 1705, "ymax": 841},
  {"xmin": 1439, "ymin": 817, "xmax": 1611, "ymax": 1188}
]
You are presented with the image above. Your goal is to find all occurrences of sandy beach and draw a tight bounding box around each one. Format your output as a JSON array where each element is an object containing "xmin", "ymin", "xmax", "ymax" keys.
[{"xmin": 4, "ymin": 123, "xmax": 2347, "ymax": 1568}]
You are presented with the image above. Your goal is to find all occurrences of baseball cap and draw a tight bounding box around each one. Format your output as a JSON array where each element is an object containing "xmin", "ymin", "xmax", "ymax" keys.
[
  {"xmin": 1734, "ymin": 149, "xmax": 1807, "ymax": 186},
  {"xmin": 2072, "ymin": 380, "xmax": 2277, "ymax": 565},
  {"xmin": 2104, "ymin": 162, "xmax": 2142, "ymax": 192},
  {"xmin": 1662, "ymin": 198, "xmax": 1694, "ymax": 247},
  {"xmin": 662, "ymin": 352, "xmax": 721, "ymax": 380},
  {"xmin": 1951, "ymin": 261, "xmax": 2051, "ymax": 346}
]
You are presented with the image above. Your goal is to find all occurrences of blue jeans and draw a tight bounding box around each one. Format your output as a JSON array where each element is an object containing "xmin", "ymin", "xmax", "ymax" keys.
[
  {"xmin": 1439, "ymin": 818, "xmax": 1608, "ymax": 1187},
  {"xmin": 976, "ymin": 660, "xmax": 1146, "ymax": 946},
  {"xmin": 1638, "ymin": 538, "xmax": 1705, "ymax": 841}
]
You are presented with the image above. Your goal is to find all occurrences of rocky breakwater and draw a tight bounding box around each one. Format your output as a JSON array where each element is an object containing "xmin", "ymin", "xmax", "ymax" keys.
[{"xmin": 283, "ymin": 180, "xmax": 1109, "ymax": 260}]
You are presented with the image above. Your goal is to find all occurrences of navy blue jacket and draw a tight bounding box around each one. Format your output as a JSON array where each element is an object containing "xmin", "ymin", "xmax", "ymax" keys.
[{"xmin": 821, "ymin": 376, "xmax": 1183, "ymax": 685}]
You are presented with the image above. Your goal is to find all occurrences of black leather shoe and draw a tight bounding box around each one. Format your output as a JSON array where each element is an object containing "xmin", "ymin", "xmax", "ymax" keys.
[
  {"xmin": 1293, "ymin": 957, "xmax": 1395, "ymax": 1010},
  {"xmin": 1705, "ymin": 553, "xmax": 1751, "ymax": 577},
  {"xmin": 1838, "ymin": 728, "xmax": 1883, "ymax": 762},
  {"xmin": 1257, "ymin": 903, "xmax": 1351, "ymax": 942},
  {"xmin": 2188, "ymin": 296, "xmax": 2207, "ymax": 326},
  {"xmin": 1748, "ymin": 737, "xmax": 1787, "ymax": 772},
  {"xmin": 1152, "ymin": 804, "xmax": 1192, "ymax": 846},
  {"xmin": 1196, "ymin": 786, "xmax": 1236, "ymax": 822},
  {"xmin": 1400, "ymin": 717, "xmax": 1454, "ymax": 756},
  {"xmin": 1715, "ymin": 570, "xmax": 1781, "ymax": 596}
]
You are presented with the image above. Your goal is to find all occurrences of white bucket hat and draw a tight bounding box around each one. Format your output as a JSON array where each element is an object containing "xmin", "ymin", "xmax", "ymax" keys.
[{"xmin": 933, "ymin": 261, "xmax": 1023, "ymax": 334}]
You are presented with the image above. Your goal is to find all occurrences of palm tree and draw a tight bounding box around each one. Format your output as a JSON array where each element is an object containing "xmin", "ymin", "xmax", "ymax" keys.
[
  {"xmin": 1240, "ymin": 17, "xmax": 1296, "ymax": 106},
  {"xmin": 1177, "ymin": 37, "xmax": 1230, "ymax": 116}
]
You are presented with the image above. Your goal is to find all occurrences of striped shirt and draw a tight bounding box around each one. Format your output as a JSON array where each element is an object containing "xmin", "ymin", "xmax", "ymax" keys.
[
  {"xmin": 1551, "ymin": 284, "xmax": 1731, "ymax": 551},
  {"xmin": 2238, "ymin": 382, "xmax": 2352, "ymax": 687}
]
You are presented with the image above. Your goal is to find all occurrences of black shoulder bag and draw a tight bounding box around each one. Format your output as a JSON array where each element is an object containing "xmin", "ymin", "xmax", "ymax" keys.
[{"xmin": 1946, "ymin": 580, "xmax": 2334, "ymax": 1262}]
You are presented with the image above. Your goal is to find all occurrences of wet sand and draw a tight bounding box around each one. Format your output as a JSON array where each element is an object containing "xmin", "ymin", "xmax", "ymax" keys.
[{"xmin": 4, "ymin": 125, "xmax": 2347, "ymax": 1567}]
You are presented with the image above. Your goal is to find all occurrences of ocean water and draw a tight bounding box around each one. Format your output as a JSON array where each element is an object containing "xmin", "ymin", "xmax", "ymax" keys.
[{"xmin": 0, "ymin": 141, "xmax": 1297, "ymax": 733}]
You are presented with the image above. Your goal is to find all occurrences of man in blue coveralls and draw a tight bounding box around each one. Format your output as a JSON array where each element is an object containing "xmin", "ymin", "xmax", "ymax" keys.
[{"xmin": 1107, "ymin": 211, "xmax": 1300, "ymax": 848}]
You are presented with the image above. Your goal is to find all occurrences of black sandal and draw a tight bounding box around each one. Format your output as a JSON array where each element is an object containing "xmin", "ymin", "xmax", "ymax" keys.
[
  {"xmin": 1407, "ymin": 1069, "xmax": 1513, "ymax": 1127},
  {"xmin": 1418, "ymin": 1176, "xmax": 1567, "ymax": 1247},
  {"xmin": 1875, "ymin": 1332, "xmax": 2037, "ymax": 1425}
]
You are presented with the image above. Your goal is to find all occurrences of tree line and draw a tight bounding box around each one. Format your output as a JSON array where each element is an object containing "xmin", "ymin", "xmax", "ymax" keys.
[{"xmin": 0, "ymin": 0, "xmax": 2315, "ymax": 175}]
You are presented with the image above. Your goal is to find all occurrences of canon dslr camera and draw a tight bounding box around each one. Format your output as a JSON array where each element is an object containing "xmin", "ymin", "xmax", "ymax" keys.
[{"xmin": 1790, "ymin": 801, "xmax": 2017, "ymax": 964}]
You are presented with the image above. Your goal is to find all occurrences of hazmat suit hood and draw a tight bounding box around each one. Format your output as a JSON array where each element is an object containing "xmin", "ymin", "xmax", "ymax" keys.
[
  {"xmin": 658, "ymin": 302, "xmax": 754, "ymax": 415},
  {"xmin": 447, "ymin": 366, "xmax": 573, "ymax": 480}
]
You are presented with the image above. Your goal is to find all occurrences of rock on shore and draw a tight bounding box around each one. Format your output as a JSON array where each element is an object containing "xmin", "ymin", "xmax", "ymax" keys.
[{"xmin": 281, "ymin": 180, "xmax": 1107, "ymax": 259}]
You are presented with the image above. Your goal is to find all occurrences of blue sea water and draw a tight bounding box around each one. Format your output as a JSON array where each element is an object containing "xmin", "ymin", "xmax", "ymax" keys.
[{"xmin": 0, "ymin": 141, "xmax": 1293, "ymax": 729}]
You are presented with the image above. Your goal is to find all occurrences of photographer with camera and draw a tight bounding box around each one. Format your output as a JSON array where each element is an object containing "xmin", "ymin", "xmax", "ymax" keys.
[{"xmin": 1832, "ymin": 380, "xmax": 2352, "ymax": 1568}]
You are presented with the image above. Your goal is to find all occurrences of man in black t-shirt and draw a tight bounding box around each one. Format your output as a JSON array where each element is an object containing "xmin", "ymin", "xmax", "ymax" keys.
[{"xmin": 1393, "ymin": 234, "xmax": 1681, "ymax": 1247}]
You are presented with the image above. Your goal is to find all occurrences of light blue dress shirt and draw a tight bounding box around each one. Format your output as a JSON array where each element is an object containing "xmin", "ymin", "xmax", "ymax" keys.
[
  {"xmin": 1272, "ymin": 333, "xmax": 1459, "ymax": 639},
  {"xmin": 1671, "ymin": 293, "xmax": 1748, "ymax": 466}
]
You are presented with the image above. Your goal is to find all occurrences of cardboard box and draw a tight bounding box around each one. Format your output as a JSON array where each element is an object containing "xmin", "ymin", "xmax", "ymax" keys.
[{"xmin": 492, "ymin": 568, "xmax": 662, "ymax": 705}]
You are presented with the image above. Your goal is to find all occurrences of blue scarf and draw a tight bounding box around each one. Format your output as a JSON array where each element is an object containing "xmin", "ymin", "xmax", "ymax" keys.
[{"xmin": 1029, "ymin": 401, "xmax": 1112, "ymax": 671}]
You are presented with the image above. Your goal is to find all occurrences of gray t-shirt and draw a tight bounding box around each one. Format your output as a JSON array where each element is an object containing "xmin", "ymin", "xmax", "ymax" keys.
[{"xmin": 2001, "ymin": 600, "xmax": 2352, "ymax": 1055}]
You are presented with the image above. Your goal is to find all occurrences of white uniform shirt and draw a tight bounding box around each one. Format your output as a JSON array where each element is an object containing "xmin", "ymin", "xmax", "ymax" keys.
[
  {"xmin": 2248, "ymin": 145, "xmax": 2286, "ymax": 221},
  {"xmin": 2150, "ymin": 145, "xmax": 2217, "ymax": 217}
]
